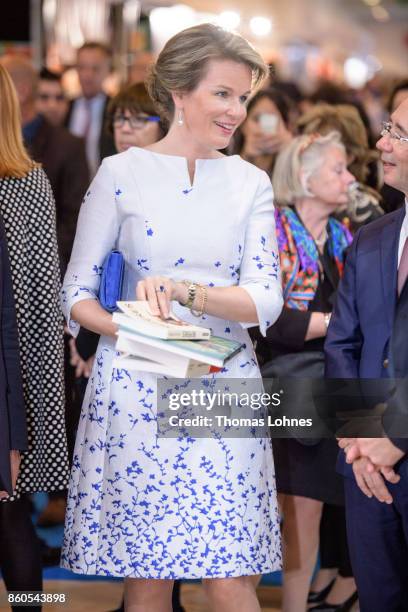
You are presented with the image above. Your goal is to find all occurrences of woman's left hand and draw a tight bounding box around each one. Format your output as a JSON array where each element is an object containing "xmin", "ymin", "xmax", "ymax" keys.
[{"xmin": 136, "ymin": 276, "xmax": 184, "ymax": 319}]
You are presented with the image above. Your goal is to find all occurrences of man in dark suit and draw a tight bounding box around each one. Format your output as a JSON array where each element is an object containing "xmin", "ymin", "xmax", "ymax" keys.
[
  {"xmin": 66, "ymin": 41, "xmax": 116, "ymax": 177},
  {"xmin": 325, "ymin": 97, "xmax": 408, "ymax": 612},
  {"xmin": 36, "ymin": 67, "xmax": 69, "ymax": 128}
]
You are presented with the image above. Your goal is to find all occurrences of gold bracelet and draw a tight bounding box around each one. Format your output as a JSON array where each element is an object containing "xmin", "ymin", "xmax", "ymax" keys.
[
  {"xmin": 180, "ymin": 280, "xmax": 197, "ymax": 309},
  {"xmin": 191, "ymin": 284, "xmax": 207, "ymax": 317}
]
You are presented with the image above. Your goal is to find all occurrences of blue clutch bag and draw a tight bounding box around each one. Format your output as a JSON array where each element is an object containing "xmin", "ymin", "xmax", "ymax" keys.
[{"xmin": 99, "ymin": 249, "xmax": 124, "ymax": 313}]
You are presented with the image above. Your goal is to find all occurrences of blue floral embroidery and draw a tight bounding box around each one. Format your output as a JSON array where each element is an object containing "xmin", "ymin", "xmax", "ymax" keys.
[
  {"xmin": 137, "ymin": 258, "xmax": 149, "ymax": 271},
  {"xmin": 93, "ymin": 264, "xmax": 103, "ymax": 275}
]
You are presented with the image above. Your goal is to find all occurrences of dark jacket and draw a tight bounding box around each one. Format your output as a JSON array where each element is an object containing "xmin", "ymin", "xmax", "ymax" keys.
[
  {"xmin": 325, "ymin": 207, "xmax": 408, "ymax": 472},
  {"xmin": 65, "ymin": 95, "xmax": 116, "ymax": 165},
  {"xmin": 27, "ymin": 117, "xmax": 90, "ymax": 275},
  {"xmin": 325, "ymin": 208, "xmax": 405, "ymax": 379},
  {"xmin": 0, "ymin": 215, "xmax": 26, "ymax": 495}
]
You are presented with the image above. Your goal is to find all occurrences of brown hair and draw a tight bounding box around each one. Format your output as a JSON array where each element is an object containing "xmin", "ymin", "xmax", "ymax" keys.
[
  {"xmin": 297, "ymin": 103, "xmax": 377, "ymax": 184},
  {"xmin": 77, "ymin": 41, "xmax": 112, "ymax": 59},
  {"xmin": 0, "ymin": 65, "xmax": 34, "ymax": 178},
  {"xmin": 146, "ymin": 23, "xmax": 269, "ymax": 122},
  {"xmin": 106, "ymin": 82, "xmax": 166, "ymax": 136}
]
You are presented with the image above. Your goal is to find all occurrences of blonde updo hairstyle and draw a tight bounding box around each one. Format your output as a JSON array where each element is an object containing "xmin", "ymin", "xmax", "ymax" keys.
[
  {"xmin": 272, "ymin": 131, "xmax": 346, "ymax": 206},
  {"xmin": 146, "ymin": 23, "xmax": 269, "ymax": 123},
  {"xmin": 297, "ymin": 103, "xmax": 377, "ymax": 184}
]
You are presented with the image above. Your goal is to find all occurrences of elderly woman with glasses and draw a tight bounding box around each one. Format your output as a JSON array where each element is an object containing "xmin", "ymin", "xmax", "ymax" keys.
[{"xmin": 106, "ymin": 82, "xmax": 166, "ymax": 153}]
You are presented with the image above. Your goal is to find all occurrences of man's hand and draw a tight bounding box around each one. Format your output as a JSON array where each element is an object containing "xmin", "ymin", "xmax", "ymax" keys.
[
  {"xmin": 338, "ymin": 437, "xmax": 360, "ymax": 462},
  {"xmin": 339, "ymin": 437, "xmax": 400, "ymax": 489},
  {"xmin": 352, "ymin": 456, "xmax": 394, "ymax": 503},
  {"xmin": 0, "ymin": 450, "xmax": 21, "ymax": 500},
  {"xmin": 346, "ymin": 438, "xmax": 405, "ymax": 468}
]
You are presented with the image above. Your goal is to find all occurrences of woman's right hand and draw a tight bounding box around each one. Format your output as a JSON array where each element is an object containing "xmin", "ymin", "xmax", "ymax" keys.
[
  {"xmin": 136, "ymin": 276, "xmax": 187, "ymax": 319},
  {"xmin": 243, "ymin": 119, "xmax": 292, "ymax": 158}
]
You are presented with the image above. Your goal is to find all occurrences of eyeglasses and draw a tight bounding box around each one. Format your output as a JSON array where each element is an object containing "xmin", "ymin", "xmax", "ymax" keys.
[
  {"xmin": 380, "ymin": 121, "xmax": 408, "ymax": 144},
  {"xmin": 113, "ymin": 114, "xmax": 160, "ymax": 129},
  {"xmin": 37, "ymin": 93, "xmax": 65, "ymax": 102}
]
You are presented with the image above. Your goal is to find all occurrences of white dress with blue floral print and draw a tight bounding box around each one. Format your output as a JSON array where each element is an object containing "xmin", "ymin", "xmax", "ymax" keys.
[{"xmin": 61, "ymin": 148, "xmax": 283, "ymax": 578}]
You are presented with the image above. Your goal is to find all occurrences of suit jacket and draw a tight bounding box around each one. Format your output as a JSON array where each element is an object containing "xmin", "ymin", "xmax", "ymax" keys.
[
  {"xmin": 65, "ymin": 95, "xmax": 116, "ymax": 166},
  {"xmin": 27, "ymin": 118, "xmax": 90, "ymax": 276},
  {"xmin": 325, "ymin": 207, "xmax": 408, "ymax": 471},
  {"xmin": 0, "ymin": 215, "xmax": 26, "ymax": 495}
]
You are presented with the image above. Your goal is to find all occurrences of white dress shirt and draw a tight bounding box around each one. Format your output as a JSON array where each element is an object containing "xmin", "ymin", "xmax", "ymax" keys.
[
  {"xmin": 69, "ymin": 93, "xmax": 106, "ymax": 178},
  {"xmin": 397, "ymin": 199, "xmax": 408, "ymax": 267}
]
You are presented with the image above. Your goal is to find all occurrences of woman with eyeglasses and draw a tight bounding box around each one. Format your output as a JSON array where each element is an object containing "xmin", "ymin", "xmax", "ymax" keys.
[
  {"xmin": 107, "ymin": 82, "xmax": 166, "ymax": 153},
  {"xmin": 70, "ymin": 83, "xmax": 167, "ymax": 383}
]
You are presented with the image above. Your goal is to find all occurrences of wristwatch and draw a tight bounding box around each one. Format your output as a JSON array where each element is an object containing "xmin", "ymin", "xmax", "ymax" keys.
[{"xmin": 181, "ymin": 280, "xmax": 197, "ymax": 309}]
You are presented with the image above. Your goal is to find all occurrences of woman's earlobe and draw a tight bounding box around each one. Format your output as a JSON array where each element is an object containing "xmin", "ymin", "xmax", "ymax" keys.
[
  {"xmin": 171, "ymin": 91, "xmax": 184, "ymax": 106},
  {"xmin": 299, "ymin": 169, "xmax": 310, "ymax": 195}
]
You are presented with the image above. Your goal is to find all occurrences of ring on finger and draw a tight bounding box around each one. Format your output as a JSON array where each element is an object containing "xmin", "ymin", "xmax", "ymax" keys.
[{"xmin": 155, "ymin": 285, "xmax": 166, "ymax": 293}]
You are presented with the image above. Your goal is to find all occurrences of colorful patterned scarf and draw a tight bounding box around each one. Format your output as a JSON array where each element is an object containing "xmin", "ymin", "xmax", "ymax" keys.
[{"xmin": 275, "ymin": 206, "xmax": 353, "ymax": 311}]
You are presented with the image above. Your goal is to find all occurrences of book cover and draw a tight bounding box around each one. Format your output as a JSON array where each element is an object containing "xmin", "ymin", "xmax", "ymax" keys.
[
  {"xmin": 113, "ymin": 323, "xmax": 243, "ymax": 368},
  {"xmin": 116, "ymin": 301, "xmax": 211, "ymax": 340},
  {"xmin": 114, "ymin": 336, "xmax": 218, "ymax": 377}
]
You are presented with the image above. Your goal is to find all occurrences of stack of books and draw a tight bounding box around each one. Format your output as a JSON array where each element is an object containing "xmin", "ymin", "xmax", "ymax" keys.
[{"xmin": 113, "ymin": 301, "xmax": 243, "ymax": 377}]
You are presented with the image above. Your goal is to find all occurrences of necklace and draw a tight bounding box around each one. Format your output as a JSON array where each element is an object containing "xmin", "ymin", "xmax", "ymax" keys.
[{"xmin": 315, "ymin": 228, "xmax": 328, "ymax": 247}]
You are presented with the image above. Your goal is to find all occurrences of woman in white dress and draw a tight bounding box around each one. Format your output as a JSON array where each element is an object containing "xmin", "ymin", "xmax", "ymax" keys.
[{"xmin": 61, "ymin": 24, "xmax": 283, "ymax": 611}]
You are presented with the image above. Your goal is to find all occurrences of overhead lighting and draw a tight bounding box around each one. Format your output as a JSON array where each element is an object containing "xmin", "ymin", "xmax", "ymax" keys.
[
  {"xmin": 363, "ymin": 0, "xmax": 381, "ymax": 6},
  {"xmin": 123, "ymin": 0, "xmax": 140, "ymax": 27},
  {"xmin": 344, "ymin": 57, "xmax": 369, "ymax": 89},
  {"xmin": 217, "ymin": 11, "xmax": 240, "ymax": 30},
  {"xmin": 249, "ymin": 16, "xmax": 272, "ymax": 37},
  {"xmin": 371, "ymin": 5, "xmax": 390, "ymax": 21},
  {"xmin": 149, "ymin": 4, "xmax": 197, "ymax": 50}
]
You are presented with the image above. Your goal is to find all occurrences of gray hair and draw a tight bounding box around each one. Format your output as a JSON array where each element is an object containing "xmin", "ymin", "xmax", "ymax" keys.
[{"xmin": 272, "ymin": 131, "xmax": 345, "ymax": 205}]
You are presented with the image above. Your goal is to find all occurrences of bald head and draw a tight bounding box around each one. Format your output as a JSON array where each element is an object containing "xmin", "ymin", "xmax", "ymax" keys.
[{"xmin": 0, "ymin": 56, "xmax": 38, "ymax": 106}]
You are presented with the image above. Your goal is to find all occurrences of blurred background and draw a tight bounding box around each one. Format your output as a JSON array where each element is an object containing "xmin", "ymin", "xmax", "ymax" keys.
[{"xmin": 1, "ymin": 0, "xmax": 408, "ymax": 129}]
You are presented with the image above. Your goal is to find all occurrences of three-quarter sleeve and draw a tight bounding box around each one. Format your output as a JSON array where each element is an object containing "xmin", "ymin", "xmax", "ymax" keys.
[
  {"xmin": 239, "ymin": 170, "xmax": 283, "ymax": 336},
  {"xmin": 61, "ymin": 159, "xmax": 119, "ymax": 336}
]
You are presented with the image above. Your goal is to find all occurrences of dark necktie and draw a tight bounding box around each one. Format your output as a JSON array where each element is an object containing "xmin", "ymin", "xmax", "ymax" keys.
[{"xmin": 398, "ymin": 236, "xmax": 408, "ymax": 296}]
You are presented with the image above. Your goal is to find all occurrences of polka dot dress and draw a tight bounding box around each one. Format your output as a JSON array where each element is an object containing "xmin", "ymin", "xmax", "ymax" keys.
[{"xmin": 0, "ymin": 167, "xmax": 69, "ymax": 497}]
